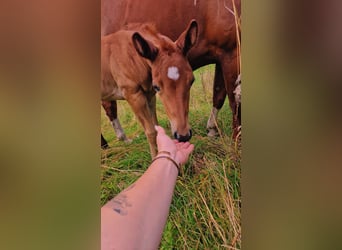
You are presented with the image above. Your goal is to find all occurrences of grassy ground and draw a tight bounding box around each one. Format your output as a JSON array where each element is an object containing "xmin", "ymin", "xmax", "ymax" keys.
[{"xmin": 101, "ymin": 65, "xmax": 241, "ymax": 249}]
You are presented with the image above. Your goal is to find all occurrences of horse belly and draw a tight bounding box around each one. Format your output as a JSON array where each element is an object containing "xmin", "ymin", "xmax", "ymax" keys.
[
  {"xmin": 107, "ymin": 87, "xmax": 125, "ymax": 101},
  {"xmin": 101, "ymin": 78, "xmax": 125, "ymax": 101}
]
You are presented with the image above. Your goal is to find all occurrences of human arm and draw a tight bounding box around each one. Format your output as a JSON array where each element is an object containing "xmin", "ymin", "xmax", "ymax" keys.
[{"xmin": 101, "ymin": 126, "xmax": 194, "ymax": 250}]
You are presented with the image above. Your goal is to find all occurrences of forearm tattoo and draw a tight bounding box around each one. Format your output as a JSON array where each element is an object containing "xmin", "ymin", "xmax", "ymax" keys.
[{"xmin": 111, "ymin": 184, "xmax": 135, "ymax": 216}]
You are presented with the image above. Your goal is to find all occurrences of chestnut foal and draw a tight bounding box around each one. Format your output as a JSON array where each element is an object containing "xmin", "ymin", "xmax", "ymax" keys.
[{"xmin": 101, "ymin": 21, "xmax": 197, "ymax": 157}]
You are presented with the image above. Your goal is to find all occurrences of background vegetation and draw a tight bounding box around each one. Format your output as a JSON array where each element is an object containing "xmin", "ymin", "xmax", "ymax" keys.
[{"xmin": 101, "ymin": 65, "xmax": 241, "ymax": 249}]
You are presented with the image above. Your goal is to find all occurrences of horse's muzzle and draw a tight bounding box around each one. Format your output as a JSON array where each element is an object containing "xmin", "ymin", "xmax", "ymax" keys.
[{"xmin": 174, "ymin": 129, "xmax": 192, "ymax": 142}]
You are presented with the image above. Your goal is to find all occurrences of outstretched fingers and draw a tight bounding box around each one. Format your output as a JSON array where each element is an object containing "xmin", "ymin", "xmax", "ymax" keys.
[
  {"xmin": 154, "ymin": 125, "xmax": 166, "ymax": 136},
  {"xmin": 175, "ymin": 142, "xmax": 194, "ymax": 164},
  {"xmin": 155, "ymin": 125, "xmax": 195, "ymax": 164},
  {"xmin": 180, "ymin": 143, "xmax": 194, "ymax": 154}
]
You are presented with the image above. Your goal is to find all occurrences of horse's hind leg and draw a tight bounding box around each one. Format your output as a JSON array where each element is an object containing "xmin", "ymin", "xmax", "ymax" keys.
[
  {"xmin": 102, "ymin": 100, "xmax": 129, "ymax": 141},
  {"xmin": 207, "ymin": 63, "xmax": 227, "ymax": 137},
  {"xmin": 234, "ymin": 74, "xmax": 242, "ymax": 135},
  {"xmin": 101, "ymin": 133, "xmax": 109, "ymax": 149},
  {"xmin": 220, "ymin": 50, "xmax": 240, "ymax": 139}
]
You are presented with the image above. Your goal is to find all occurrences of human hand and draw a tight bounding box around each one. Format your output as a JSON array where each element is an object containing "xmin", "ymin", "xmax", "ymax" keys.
[{"xmin": 155, "ymin": 125, "xmax": 194, "ymax": 165}]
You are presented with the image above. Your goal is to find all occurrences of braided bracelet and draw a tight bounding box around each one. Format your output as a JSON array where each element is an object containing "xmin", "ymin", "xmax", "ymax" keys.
[{"xmin": 151, "ymin": 155, "xmax": 180, "ymax": 173}]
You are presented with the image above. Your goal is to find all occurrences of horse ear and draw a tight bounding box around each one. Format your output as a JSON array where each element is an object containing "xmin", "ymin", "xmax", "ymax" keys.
[
  {"xmin": 132, "ymin": 32, "xmax": 159, "ymax": 61},
  {"xmin": 176, "ymin": 19, "xmax": 198, "ymax": 56}
]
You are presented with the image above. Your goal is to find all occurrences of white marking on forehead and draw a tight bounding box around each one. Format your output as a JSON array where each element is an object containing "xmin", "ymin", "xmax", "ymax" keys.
[{"xmin": 167, "ymin": 66, "xmax": 180, "ymax": 81}]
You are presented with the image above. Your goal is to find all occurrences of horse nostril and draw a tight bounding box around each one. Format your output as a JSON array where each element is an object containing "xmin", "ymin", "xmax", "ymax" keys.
[{"xmin": 174, "ymin": 130, "xmax": 192, "ymax": 142}]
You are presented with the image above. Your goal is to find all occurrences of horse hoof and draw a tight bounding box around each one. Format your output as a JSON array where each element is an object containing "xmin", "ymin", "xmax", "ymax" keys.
[
  {"xmin": 117, "ymin": 134, "xmax": 133, "ymax": 143},
  {"xmin": 117, "ymin": 134, "xmax": 128, "ymax": 141},
  {"xmin": 124, "ymin": 138, "xmax": 133, "ymax": 143},
  {"xmin": 207, "ymin": 128, "xmax": 218, "ymax": 137}
]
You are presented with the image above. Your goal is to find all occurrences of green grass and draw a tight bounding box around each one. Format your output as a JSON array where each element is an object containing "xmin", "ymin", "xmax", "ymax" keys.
[{"xmin": 101, "ymin": 64, "xmax": 241, "ymax": 249}]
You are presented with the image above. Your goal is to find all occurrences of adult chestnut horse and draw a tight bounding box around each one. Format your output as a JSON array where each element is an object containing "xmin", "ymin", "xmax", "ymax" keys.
[
  {"xmin": 101, "ymin": 0, "xmax": 241, "ymax": 146},
  {"xmin": 101, "ymin": 22, "xmax": 197, "ymax": 157}
]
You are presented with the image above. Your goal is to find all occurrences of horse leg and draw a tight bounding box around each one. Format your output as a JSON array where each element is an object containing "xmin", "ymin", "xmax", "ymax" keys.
[
  {"xmin": 101, "ymin": 133, "xmax": 109, "ymax": 149},
  {"xmin": 147, "ymin": 93, "xmax": 158, "ymax": 126},
  {"xmin": 220, "ymin": 51, "xmax": 240, "ymax": 139},
  {"xmin": 234, "ymin": 74, "xmax": 242, "ymax": 135},
  {"xmin": 102, "ymin": 100, "xmax": 129, "ymax": 142},
  {"xmin": 207, "ymin": 63, "xmax": 227, "ymax": 137},
  {"xmin": 126, "ymin": 91, "xmax": 157, "ymax": 158}
]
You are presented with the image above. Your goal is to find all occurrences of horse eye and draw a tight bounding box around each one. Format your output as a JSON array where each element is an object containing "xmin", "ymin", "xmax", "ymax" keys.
[{"xmin": 153, "ymin": 85, "xmax": 160, "ymax": 92}]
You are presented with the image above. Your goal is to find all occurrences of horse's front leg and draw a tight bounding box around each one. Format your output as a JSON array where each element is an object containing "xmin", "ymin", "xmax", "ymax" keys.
[
  {"xmin": 126, "ymin": 90, "xmax": 157, "ymax": 158},
  {"xmin": 147, "ymin": 92, "xmax": 158, "ymax": 126}
]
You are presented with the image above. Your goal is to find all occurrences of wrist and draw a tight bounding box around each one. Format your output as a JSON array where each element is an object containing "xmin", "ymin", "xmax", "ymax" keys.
[{"xmin": 152, "ymin": 152, "xmax": 180, "ymax": 174}]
